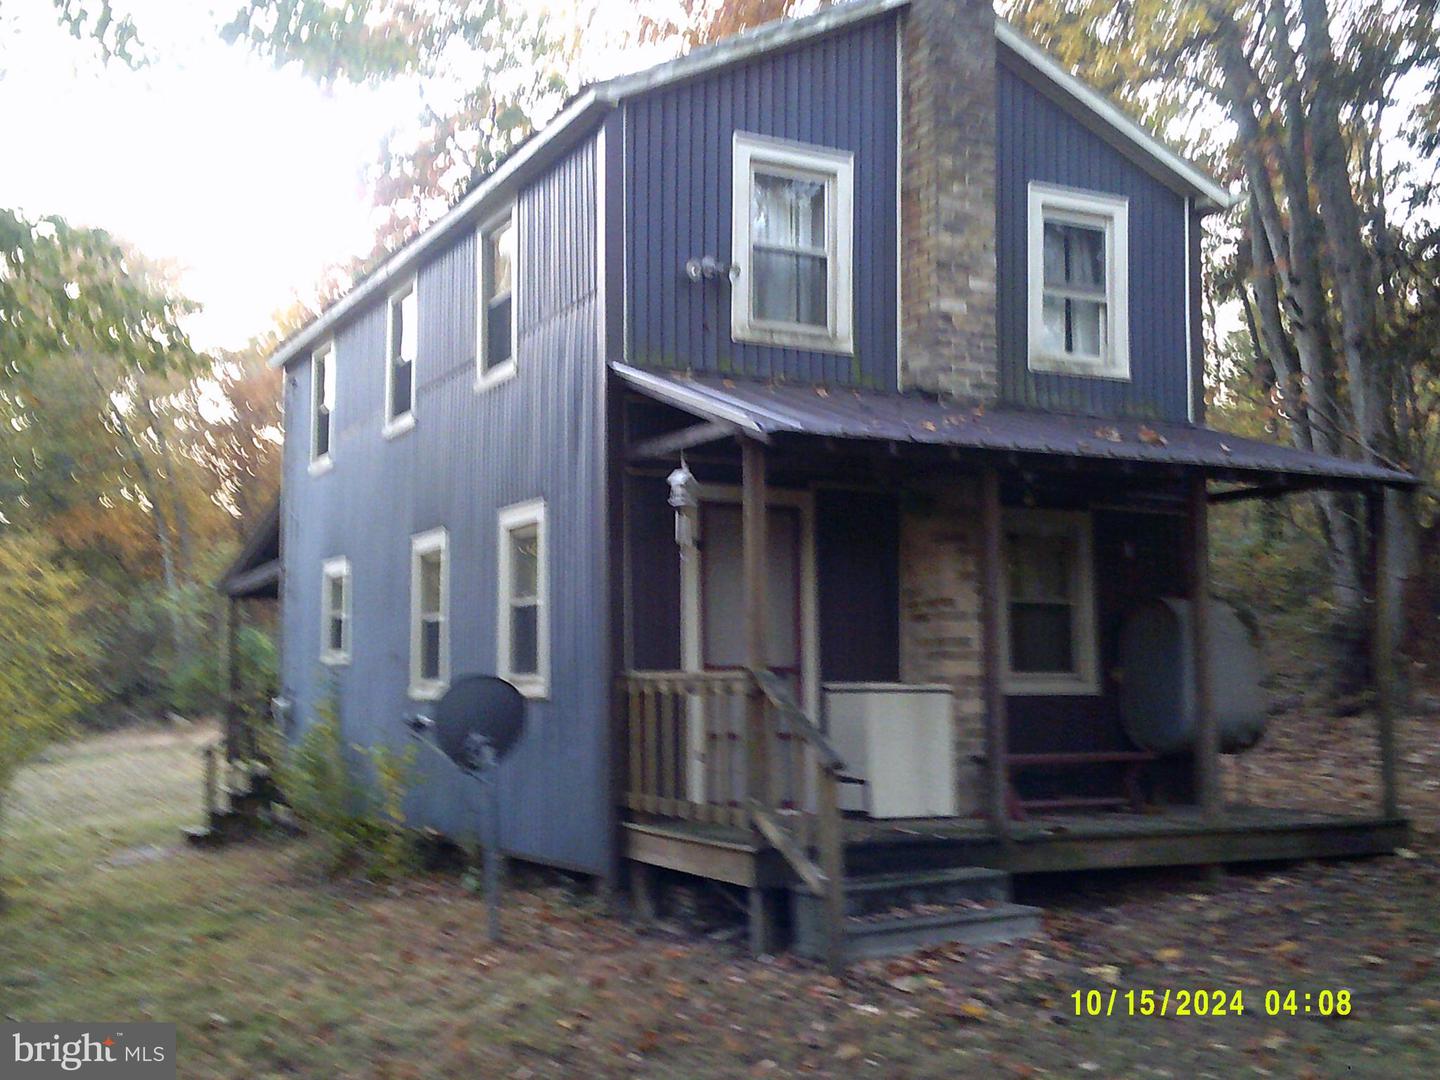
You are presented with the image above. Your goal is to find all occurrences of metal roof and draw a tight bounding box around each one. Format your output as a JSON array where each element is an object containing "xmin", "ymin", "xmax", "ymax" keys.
[{"xmin": 613, "ymin": 364, "xmax": 1417, "ymax": 488}]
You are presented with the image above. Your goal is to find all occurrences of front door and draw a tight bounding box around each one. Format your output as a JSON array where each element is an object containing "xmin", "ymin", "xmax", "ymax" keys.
[
  {"xmin": 699, "ymin": 502, "xmax": 803, "ymax": 689},
  {"xmin": 681, "ymin": 491, "xmax": 817, "ymax": 805}
]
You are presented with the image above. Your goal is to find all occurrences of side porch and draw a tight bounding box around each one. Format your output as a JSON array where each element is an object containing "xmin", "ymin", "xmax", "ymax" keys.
[{"xmin": 611, "ymin": 365, "xmax": 1415, "ymax": 965}]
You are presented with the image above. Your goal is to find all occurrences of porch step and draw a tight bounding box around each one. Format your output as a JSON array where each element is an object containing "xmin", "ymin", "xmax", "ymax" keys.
[
  {"xmin": 838, "ymin": 866, "xmax": 1012, "ymax": 916},
  {"xmin": 792, "ymin": 867, "xmax": 1042, "ymax": 961}
]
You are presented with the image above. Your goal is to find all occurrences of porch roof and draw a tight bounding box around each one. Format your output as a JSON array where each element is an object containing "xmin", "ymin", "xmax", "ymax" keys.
[
  {"xmin": 217, "ymin": 497, "xmax": 281, "ymax": 600},
  {"xmin": 613, "ymin": 364, "xmax": 1418, "ymax": 489}
]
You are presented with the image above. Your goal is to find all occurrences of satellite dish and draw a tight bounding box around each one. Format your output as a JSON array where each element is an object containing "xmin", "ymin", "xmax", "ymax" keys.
[{"xmin": 431, "ymin": 675, "xmax": 527, "ymax": 772}]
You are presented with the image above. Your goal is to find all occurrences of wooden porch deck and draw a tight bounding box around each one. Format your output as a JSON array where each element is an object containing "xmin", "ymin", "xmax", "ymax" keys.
[{"xmin": 624, "ymin": 806, "xmax": 1409, "ymax": 888}]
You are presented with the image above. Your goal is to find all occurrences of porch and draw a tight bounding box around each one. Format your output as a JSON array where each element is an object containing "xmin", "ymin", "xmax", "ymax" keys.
[
  {"xmin": 624, "ymin": 806, "xmax": 1409, "ymax": 887},
  {"xmin": 611, "ymin": 365, "xmax": 1416, "ymax": 966}
]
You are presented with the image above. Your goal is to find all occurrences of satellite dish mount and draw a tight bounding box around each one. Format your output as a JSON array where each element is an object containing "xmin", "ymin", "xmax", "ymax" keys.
[{"xmin": 405, "ymin": 675, "xmax": 526, "ymax": 942}]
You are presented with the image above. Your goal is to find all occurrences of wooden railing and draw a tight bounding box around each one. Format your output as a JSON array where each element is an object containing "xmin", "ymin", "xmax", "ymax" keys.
[
  {"xmin": 621, "ymin": 668, "xmax": 849, "ymax": 968},
  {"xmin": 621, "ymin": 670, "xmax": 751, "ymax": 827}
]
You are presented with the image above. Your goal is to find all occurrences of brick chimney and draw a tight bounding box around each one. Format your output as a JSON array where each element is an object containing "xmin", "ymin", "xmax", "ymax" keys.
[{"xmin": 898, "ymin": 0, "xmax": 999, "ymax": 401}]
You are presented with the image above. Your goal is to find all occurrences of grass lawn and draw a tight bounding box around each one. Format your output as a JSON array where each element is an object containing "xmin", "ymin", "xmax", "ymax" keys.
[{"xmin": 4, "ymin": 720, "xmax": 1440, "ymax": 1078}]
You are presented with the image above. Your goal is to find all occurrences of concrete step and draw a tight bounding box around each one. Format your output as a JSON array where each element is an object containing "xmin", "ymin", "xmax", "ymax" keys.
[
  {"xmin": 830, "ymin": 902, "xmax": 1044, "ymax": 961},
  {"xmin": 792, "ymin": 866, "xmax": 1042, "ymax": 961},
  {"xmin": 838, "ymin": 866, "xmax": 1011, "ymax": 917},
  {"xmin": 181, "ymin": 825, "xmax": 222, "ymax": 848}
]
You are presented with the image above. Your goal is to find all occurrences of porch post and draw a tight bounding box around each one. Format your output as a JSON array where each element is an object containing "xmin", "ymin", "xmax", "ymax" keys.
[
  {"xmin": 978, "ymin": 467, "xmax": 1011, "ymax": 838},
  {"xmin": 1368, "ymin": 486, "xmax": 1400, "ymax": 819},
  {"xmin": 1188, "ymin": 473, "xmax": 1221, "ymax": 819},
  {"xmin": 742, "ymin": 436, "xmax": 771, "ymax": 812},
  {"xmin": 225, "ymin": 597, "xmax": 241, "ymax": 763}
]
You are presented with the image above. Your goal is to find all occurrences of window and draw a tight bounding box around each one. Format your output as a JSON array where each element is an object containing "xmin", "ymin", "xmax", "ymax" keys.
[
  {"xmin": 320, "ymin": 557, "xmax": 351, "ymax": 665},
  {"xmin": 477, "ymin": 208, "xmax": 517, "ymax": 387},
  {"xmin": 731, "ymin": 132, "xmax": 853, "ymax": 354},
  {"xmin": 409, "ymin": 528, "xmax": 448, "ymax": 699},
  {"xmin": 1027, "ymin": 183, "xmax": 1129, "ymax": 380},
  {"xmin": 1000, "ymin": 510, "xmax": 1098, "ymax": 695},
  {"xmin": 384, "ymin": 280, "xmax": 418, "ymax": 436},
  {"xmin": 497, "ymin": 499, "xmax": 547, "ymax": 698},
  {"xmin": 310, "ymin": 342, "xmax": 335, "ymax": 472}
]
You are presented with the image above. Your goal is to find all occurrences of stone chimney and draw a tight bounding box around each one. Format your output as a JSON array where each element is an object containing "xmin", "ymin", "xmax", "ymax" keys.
[{"xmin": 898, "ymin": 0, "xmax": 999, "ymax": 400}]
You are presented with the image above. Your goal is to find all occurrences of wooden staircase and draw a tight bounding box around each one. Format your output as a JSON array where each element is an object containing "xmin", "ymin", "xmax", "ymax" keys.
[
  {"xmin": 183, "ymin": 742, "xmax": 284, "ymax": 847},
  {"xmin": 791, "ymin": 866, "xmax": 1042, "ymax": 961}
]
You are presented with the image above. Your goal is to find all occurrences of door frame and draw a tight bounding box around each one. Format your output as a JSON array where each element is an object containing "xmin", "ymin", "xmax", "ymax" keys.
[{"xmin": 681, "ymin": 484, "xmax": 820, "ymax": 802}]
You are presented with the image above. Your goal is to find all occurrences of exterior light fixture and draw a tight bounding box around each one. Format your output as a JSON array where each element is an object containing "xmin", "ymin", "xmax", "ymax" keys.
[{"xmin": 667, "ymin": 458, "xmax": 699, "ymax": 556}]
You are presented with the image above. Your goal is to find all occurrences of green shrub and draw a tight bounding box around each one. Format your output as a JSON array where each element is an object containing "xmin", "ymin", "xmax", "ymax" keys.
[{"xmin": 271, "ymin": 684, "xmax": 417, "ymax": 882}]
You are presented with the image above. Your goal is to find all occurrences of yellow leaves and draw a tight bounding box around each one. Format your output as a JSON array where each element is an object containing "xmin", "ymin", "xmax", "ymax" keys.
[
  {"xmin": 953, "ymin": 999, "xmax": 990, "ymax": 1021},
  {"xmin": 1154, "ymin": 947, "xmax": 1183, "ymax": 964},
  {"xmin": 1084, "ymin": 963, "xmax": 1122, "ymax": 985}
]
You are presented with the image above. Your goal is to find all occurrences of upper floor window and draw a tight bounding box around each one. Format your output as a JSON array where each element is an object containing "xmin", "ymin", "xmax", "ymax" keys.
[
  {"xmin": 320, "ymin": 556, "xmax": 351, "ymax": 665},
  {"xmin": 384, "ymin": 279, "xmax": 418, "ymax": 437},
  {"xmin": 731, "ymin": 132, "xmax": 853, "ymax": 355},
  {"xmin": 1027, "ymin": 183, "xmax": 1129, "ymax": 380},
  {"xmin": 1001, "ymin": 510, "xmax": 1098, "ymax": 696},
  {"xmin": 310, "ymin": 342, "xmax": 335, "ymax": 472},
  {"xmin": 477, "ymin": 207, "xmax": 517, "ymax": 388},
  {"xmin": 497, "ymin": 499, "xmax": 547, "ymax": 698},
  {"xmin": 409, "ymin": 527, "xmax": 448, "ymax": 699}
]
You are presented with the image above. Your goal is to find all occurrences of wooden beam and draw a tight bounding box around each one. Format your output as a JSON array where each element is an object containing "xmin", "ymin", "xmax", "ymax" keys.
[
  {"xmin": 626, "ymin": 420, "xmax": 737, "ymax": 462},
  {"xmin": 1209, "ymin": 481, "xmax": 1320, "ymax": 504},
  {"xmin": 742, "ymin": 437, "xmax": 771, "ymax": 812},
  {"xmin": 751, "ymin": 804, "xmax": 828, "ymax": 895},
  {"xmin": 1369, "ymin": 487, "xmax": 1401, "ymax": 819},
  {"xmin": 225, "ymin": 599, "xmax": 242, "ymax": 763},
  {"xmin": 1188, "ymin": 474, "xmax": 1221, "ymax": 819},
  {"xmin": 978, "ymin": 467, "xmax": 1011, "ymax": 840}
]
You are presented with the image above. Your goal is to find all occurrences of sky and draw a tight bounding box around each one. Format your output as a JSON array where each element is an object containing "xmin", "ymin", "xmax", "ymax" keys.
[{"xmin": 0, "ymin": 0, "xmax": 668, "ymax": 354}]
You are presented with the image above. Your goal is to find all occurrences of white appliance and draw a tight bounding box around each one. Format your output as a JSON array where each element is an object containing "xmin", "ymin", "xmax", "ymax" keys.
[{"xmin": 823, "ymin": 683, "xmax": 957, "ymax": 819}]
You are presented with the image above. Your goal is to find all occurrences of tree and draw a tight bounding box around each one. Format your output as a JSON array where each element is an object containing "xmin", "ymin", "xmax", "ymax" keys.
[
  {"xmin": 0, "ymin": 209, "xmax": 199, "ymax": 383},
  {"xmin": 221, "ymin": 1, "xmax": 576, "ymax": 259},
  {"xmin": 0, "ymin": 533, "xmax": 96, "ymax": 905},
  {"xmin": 1006, "ymin": 0, "xmax": 1440, "ymax": 675}
]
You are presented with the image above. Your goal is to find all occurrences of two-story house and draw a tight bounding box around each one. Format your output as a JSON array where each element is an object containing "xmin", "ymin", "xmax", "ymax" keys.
[{"xmin": 246, "ymin": 0, "xmax": 1414, "ymax": 961}]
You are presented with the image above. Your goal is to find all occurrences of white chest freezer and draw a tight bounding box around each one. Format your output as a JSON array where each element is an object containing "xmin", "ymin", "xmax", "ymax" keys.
[{"xmin": 823, "ymin": 683, "xmax": 957, "ymax": 819}]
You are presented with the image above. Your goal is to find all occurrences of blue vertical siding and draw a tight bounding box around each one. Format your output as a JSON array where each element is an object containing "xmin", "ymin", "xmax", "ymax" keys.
[
  {"xmin": 996, "ymin": 59, "xmax": 1191, "ymax": 421},
  {"xmin": 625, "ymin": 13, "xmax": 899, "ymax": 389},
  {"xmin": 281, "ymin": 135, "xmax": 611, "ymax": 875}
]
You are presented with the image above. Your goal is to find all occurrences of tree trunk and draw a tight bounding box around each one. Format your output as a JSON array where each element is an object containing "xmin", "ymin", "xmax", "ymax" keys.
[
  {"xmin": 135, "ymin": 384, "xmax": 195, "ymax": 583},
  {"xmin": 1298, "ymin": 0, "xmax": 1388, "ymax": 460},
  {"xmin": 98, "ymin": 381, "xmax": 184, "ymax": 651}
]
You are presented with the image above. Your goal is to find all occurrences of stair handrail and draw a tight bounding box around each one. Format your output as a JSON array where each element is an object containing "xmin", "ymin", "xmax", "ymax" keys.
[
  {"xmin": 748, "ymin": 666, "xmax": 847, "ymax": 972},
  {"xmin": 750, "ymin": 668, "xmax": 846, "ymax": 775}
]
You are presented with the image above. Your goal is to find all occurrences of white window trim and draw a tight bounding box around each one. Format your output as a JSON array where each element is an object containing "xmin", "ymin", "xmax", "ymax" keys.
[
  {"xmin": 320, "ymin": 556, "xmax": 351, "ymax": 666},
  {"xmin": 731, "ymin": 131, "xmax": 854, "ymax": 355},
  {"xmin": 497, "ymin": 498, "xmax": 549, "ymax": 700},
  {"xmin": 309, "ymin": 341, "xmax": 335, "ymax": 475},
  {"xmin": 383, "ymin": 277, "xmax": 418, "ymax": 439},
  {"xmin": 476, "ymin": 205, "xmax": 519, "ymax": 392},
  {"xmin": 1026, "ymin": 182, "xmax": 1130, "ymax": 381},
  {"xmin": 409, "ymin": 527, "xmax": 449, "ymax": 700},
  {"xmin": 999, "ymin": 509, "xmax": 1100, "ymax": 696}
]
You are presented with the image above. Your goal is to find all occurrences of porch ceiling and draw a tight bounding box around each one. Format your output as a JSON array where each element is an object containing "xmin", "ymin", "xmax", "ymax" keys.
[{"xmin": 612, "ymin": 364, "xmax": 1417, "ymax": 489}]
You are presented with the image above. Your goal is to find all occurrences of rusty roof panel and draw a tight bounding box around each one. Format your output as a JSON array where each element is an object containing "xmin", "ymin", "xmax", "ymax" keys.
[{"xmin": 612, "ymin": 364, "xmax": 1417, "ymax": 487}]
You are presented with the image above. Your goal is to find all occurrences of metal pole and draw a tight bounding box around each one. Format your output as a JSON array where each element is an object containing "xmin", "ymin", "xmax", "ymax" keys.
[{"xmin": 481, "ymin": 742, "xmax": 503, "ymax": 943}]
